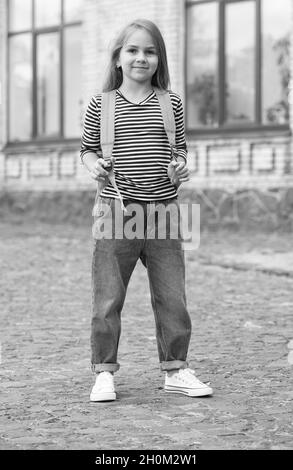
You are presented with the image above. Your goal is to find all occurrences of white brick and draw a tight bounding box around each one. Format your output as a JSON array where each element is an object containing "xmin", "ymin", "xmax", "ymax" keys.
[
  {"xmin": 208, "ymin": 145, "xmax": 242, "ymax": 175},
  {"xmin": 28, "ymin": 155, "xmax": 53, "ymax": 178},
  {"xmin": 58, "ymin": 152, "xmax": 77, "ymax": 178},
  {"xmin": 5, "ymin": 155, "xmax": 23, "ymax": 179}
]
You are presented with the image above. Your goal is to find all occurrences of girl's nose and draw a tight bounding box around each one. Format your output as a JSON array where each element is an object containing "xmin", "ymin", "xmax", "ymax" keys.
[{"xmin": 136, "ymin": 52, "xmax": 147, "ymax": 62}]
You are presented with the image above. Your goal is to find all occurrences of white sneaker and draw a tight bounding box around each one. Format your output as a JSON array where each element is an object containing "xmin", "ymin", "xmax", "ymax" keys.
[
  {"xmin": 90, "ymin": 371, "xmax": 116, "ymax": 402},
  {"xmin": 164, "ymin": 368, "xmax": 213, "ymax": 397}
]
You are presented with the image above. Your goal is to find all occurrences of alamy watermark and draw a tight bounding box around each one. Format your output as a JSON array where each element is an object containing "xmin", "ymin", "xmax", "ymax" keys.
[{"xmin": 92, "ymin": 199, "xmax": 200, "ymax": 250}]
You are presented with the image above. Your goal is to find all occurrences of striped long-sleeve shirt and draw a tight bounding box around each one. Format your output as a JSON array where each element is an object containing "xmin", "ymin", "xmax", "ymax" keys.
[{"xmin": 80, "ymin": 89, "xmax": 187, "ymax": 201}]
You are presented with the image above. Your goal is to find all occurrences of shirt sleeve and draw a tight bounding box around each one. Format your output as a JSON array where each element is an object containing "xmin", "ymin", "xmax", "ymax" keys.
[
  {"xmin": 174, "ymin": 95, "xmax": 188, "ymax": 164},
  {"xmin": 80, "ymin": 96, "xmax": 101, "ymax": 164}
]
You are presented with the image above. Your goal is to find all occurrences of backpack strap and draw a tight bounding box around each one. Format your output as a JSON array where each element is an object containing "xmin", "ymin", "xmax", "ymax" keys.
[
  {"xmin": 100, "ymin": 90, "xmax": 116, "ymax": 161},
  {"xmin": 154, "ymin": 87, "xmax": 183, "ymax": 187},
  {"xmin": 99, "ymin": 90, "xmax": 126, "ymax": 211},
  {"xmin": 153, "ymin": 87, "xmax": 176, "ymax": 156}
]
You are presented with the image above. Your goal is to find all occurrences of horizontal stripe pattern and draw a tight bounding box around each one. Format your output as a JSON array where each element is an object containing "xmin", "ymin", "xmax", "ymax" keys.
[{"xmin": 80, "ymin": 89, "xmax": 187, "ymax": 201}]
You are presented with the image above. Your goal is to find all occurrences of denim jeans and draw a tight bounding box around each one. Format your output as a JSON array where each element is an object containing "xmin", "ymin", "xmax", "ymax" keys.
[{"xmin": 91, "ymin": 196, "xmax": 192, "ymax": 373}]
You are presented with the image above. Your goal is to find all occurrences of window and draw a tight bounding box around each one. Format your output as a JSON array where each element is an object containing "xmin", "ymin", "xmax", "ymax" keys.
[
  {"xmin": 262, "ymin": 1, "xmax": 290, "ymax": 124},
  {"xmin": 186, "ymin": 2, "xmax": 218, "ymax": 127},
  {"xmin": 8, "ymin": 0, "xmax": 82, "ymax": 142},
  {"xmin": 186, "ymin": 0, "xmax": 291, "ymax": 130},
  {"xmin": 225, "ymin": 1, "xmax": 255, "ymax": 124}
]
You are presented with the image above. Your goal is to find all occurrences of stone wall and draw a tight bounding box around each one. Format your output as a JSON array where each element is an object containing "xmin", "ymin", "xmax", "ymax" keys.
[{"xmin": 1, "ymin": 187, "xmax": 293, "ymax": 231}]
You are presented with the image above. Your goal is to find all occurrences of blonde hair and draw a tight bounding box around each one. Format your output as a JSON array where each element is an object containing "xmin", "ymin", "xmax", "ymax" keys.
[{"xmin": 102, "ymin": 19, "xmax": 170, "ymax": 92}]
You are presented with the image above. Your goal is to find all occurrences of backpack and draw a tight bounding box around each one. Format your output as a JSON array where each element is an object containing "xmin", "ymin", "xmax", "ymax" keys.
[{"xmin": 96, "ymin": 87, "xmax": 179, "ymax": 212}]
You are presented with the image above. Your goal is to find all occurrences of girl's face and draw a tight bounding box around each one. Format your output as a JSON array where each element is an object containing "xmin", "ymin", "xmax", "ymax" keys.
[{"xmin": 117, "ymin": 28, "xmax": 159, "ymax": 87}]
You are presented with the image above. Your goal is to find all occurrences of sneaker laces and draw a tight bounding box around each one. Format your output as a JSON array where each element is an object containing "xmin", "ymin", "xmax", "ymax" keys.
[
  {"xmin": 178, "ymin": 368, "xmax": 211, "ymax": 386},
  {"xmin": 95, "ymin": 372, "xmax": 114, "ymax": 390}
]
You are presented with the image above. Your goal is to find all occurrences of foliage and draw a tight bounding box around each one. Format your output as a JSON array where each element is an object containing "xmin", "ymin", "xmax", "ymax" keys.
[
  {"xmin": 266, "ymin": 34, "xmax": 290, "ymax": 124},
  {"xmin": 189, "ymin": 72, "xmax": 217, "ymax": 125}
]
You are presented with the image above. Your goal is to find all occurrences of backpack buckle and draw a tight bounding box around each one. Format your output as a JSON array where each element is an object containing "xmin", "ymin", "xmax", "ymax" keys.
[{"xmin": 103, "ymin": 160, "xmax": 113, "ymax": 170}]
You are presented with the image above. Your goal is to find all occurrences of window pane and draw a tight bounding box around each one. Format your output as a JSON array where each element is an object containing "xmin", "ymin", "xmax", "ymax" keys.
[
  {"xmin": 9, "ymin": 35, "xmax": 32, "ymax": 141},
  {"xmin": 226, "ymin": 1, "xmax": 255, "ymax": 123},
  {"xmin": 186, "ymin": 3, "xmax": 218, "ymax": 128},
  {"xmin": 37, "ymin": 34, "xmax": 60, "ymax": 137},
  {"xmin": 9, "ymin": 0, "xmax": 32, "ymax": 32},
  {"xmin": 262, "ymin": 0, "xmax": 291, "ymax": 124},
  {"xmin": 64, "ymin": 0, "xmax": 82, "ymax": 23},
  {"xmin": 35, "ymin": 0, "xmax": 61, "ymax": 27},
  {"xmin": 64, "ymin": 26, "xmax": 82, "ymax": 137}
]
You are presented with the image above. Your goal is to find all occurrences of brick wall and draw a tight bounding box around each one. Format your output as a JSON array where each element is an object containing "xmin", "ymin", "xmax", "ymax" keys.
[
  {"xmin": 289, "ymin": 0, "xmax": 293, "ymax": 157},
  {"xmin": 0, "ymin": 0, "xmax": 7, "ymax": 187},
  {"xmin": 0, "ymin": 0, "xmax": 5, "ymax": 144},
  {"xmin": 185, "ymin": 135, "xmax": 292, "ymax": 192}
]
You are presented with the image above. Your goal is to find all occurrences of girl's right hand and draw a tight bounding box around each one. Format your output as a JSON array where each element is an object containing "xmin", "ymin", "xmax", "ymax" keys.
[
  {"xmin": 89, "ymin": 157, "xmax": 115, "ymax": 181},
  {"xmin": 167, "ymin": 160, "xmax": 189, "ymax": 186}
]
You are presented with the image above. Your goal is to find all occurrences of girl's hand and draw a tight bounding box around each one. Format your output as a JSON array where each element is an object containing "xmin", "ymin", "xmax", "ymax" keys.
[
  {"xmin": 167, "ymin": 160, "xmax": 190, "ymax": 186},
  {"xmin": 89, "ymin": 157, "xmax": 115, "ymax": 181}
]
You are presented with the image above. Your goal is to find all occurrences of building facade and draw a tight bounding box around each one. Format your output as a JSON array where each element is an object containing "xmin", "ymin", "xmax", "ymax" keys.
[{"xmin": 0, "ymin": 0, "xmax": 293, "ymax": 214}]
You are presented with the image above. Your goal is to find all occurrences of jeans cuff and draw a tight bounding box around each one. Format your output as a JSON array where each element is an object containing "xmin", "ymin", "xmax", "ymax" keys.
[
  {"xmin": 91, "ymin": 363, "xmax": 120, "ymax": 373},
  {"xmin": 160, "ymin": 360, "xmax": 188, "ymax": 371}
]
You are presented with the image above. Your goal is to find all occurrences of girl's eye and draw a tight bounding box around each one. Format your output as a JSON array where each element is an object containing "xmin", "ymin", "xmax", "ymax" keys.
[{"xmin": 126, "ymin": 48, "xmax": 157, "ymax": 55}]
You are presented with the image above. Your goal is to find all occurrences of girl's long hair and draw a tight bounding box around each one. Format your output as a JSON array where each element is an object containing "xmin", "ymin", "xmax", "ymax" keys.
[{"xmin": 102, "ymin": 19, "xmax": 170, "ymax": 92}]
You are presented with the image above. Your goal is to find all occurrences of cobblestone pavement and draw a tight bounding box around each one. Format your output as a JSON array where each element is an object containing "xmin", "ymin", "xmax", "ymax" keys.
[{"xmin": 0, "ymin": 222, "xmax": 293, "ymax": 450}]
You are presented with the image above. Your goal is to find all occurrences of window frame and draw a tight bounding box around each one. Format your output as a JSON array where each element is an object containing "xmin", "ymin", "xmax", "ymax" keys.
[
  {"xmin": 185, "ymin": 0, "xmax": 291, "ymax": 136},
  {"xmin": 7, "ymin": 0, "xmax": 82, "ymax": 146}
]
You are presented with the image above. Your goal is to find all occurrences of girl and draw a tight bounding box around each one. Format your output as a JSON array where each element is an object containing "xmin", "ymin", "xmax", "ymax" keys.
[{"xmin": 80, "ymin": 19, "xmax": 213, "ymax": 401}]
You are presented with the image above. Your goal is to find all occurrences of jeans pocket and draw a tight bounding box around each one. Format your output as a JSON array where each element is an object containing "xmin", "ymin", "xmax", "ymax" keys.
[{"xmin": 92, "ymin": 197, "xmax": 114, "ymax": 240}]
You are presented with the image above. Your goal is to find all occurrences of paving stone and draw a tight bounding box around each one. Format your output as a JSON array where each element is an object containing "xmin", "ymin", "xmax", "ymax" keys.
[{"xmin": 0, "ymin": 222, "xmax": 292, "ymax": 449}]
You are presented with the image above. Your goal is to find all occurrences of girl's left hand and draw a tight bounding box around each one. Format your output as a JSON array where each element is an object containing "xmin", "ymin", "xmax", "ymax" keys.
[{"xmin": 168, "ymin": 161, "xmax": 190, "ymax": 186}]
